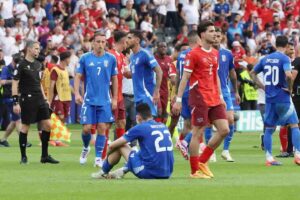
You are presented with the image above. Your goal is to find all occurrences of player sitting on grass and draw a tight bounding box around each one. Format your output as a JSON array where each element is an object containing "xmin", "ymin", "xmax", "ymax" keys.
[{"xmin": 91, "ymin": 103, "xmax": 174, "ymax": 179}]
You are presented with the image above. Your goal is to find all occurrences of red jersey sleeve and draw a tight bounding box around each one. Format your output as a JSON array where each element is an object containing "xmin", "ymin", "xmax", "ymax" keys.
[
  {"xmin": 169, "ymin": 62, "xmax": 177, "ymax": 77},
  {"xmin": 184, "ymin": 51, "xmax": 195, "ymax": 73},
  {"xmin": 50, "ymin": 69, "xmax": 58, "ymax": 81}
]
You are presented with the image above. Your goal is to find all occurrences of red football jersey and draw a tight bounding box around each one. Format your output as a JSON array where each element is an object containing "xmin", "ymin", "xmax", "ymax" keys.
[
  {"xmin": 184, "ymin": 46, "xmax": 221, "ymax": 107},
  {"xmin": 155, "ymin": 55, "xmax": 176, "ymax": 95},
  {"xmin": 109, "ymin": 49, "xmax": 126, "ymax": 102}
]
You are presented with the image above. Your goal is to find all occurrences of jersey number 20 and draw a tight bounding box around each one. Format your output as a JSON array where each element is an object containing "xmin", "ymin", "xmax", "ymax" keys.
[
  {"xmin": 151, "ymin": 130, "xmax": 173, "ymax": 153},
  {"xmin": 264, "ymin": 65, "xmax": 279, "ymax": 86}
]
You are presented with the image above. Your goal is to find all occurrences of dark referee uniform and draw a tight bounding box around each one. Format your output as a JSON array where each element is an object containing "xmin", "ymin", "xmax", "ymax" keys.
[
  {"xmin": 13, "ymin": 56, "xmax": 59, "ymax": 164},
  {"xmin": 292, "ymin": 57, "xmax": 300, "ymax": 119},
  {"xmin": 13, "ymin": 58, "xmax": 50, "ymax": 124}
]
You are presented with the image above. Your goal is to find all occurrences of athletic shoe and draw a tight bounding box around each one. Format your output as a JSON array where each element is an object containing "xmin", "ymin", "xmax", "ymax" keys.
[
  {"xmin": 190, "ymin": 170, "xmax": 211, "ymax": 179},
  {"xmin": 109, "ymin": 168, "xmax": 125, "ymax": 179},
  {"xmin": 198, "ymin": 162, "xmax": 214, "ymax": 178},
  {"xmin": 55, "ymin": 141, "xmax": 69, "ymax": 147},
  {"xmin": 209, "ymin": 152, "xmax": 217, "ymax": 163},
  {"xmin": 91, "ymin": 170, "xmax": 108, "ymax": 179},
  {"xmin": 275, "ymin": 152, "xmax": 290, "ymax": 158},
  {"xmin": 26, "ymin": 142, "xmax": 32, "ymax": 147},
  {"xmin": 20, "ymin": 156, "xmax": 28, "ymax": 164},
  {"xmin": 94, "ymin": 157, "xmax": 103, "ymax": 168},
  {"xmin": 79, "ymin": 146, "xmax": 90, "ymax": 165},
  {"xmin": 221, "ymin": 150, "xmax": 235, "ymax": 162},
  {"xmin": 0, "ymin": 140, "xmax": 10, "ymax": 147},
  {"xmin": 40, "ymin": 155, "xmax": 59, "ymax": 164},
  {"xmin": 265, "ymin": 160, "xmax": 282, "ymax": 166},
  {"xmin": 294, "ymin": 155, "xmax": 300, "ymax": 166},
  {"xmin": 49, "ymin": 140, "xmax": 56, "ymax": 146},
  {"xmin": 175, "ymin": 140, "xmax": 189, "ymax": 160}
]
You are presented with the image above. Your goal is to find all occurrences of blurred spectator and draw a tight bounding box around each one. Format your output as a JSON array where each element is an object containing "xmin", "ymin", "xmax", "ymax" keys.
[
  {"xmin": 120, "ymin": 0, "xmax": 138, "ymax": 30},
  {"xmin": 13, "ymin": 34, "xmax": 25, "ymax": 54},
  {"xmin": 165, "ymin": 0, "xmax": 180, "ymax": 33},
  {"xmin": 214, "ymin": 13, "xmax": 228, "ymax": 29},
  {"xmin": 11, "ymin": 18, "xmax": 25, "ymax": 38},
  {"xmin": 245, "ymin": 31, "xmax": 257, "ymax": 56},
  {"xmin": 213, "ymin": 0, "xmax": 231, "ymax": 20},
  {"xmin": 153, "ymin": 0, "xmax": 168, "ymax": 28},
  {"xmin": 106, "ymin": 0, "xmax": 121, "ymax": 11},
  {"xmin": 244, "ymin": 13, "xmax": 262, "ymax": 37},
  {"xmin": 13, "ymin": 0, "xmax": 30, "ymax": 26},
  {"xmin": 0, "ymin": 28, "xmax": 16, "ymax": 57},
  {"xmin": 38, "ymin": 17, "xmax": 50, "ymax": 48},
  {"xmin": 227, "ymin": 14, "xmax": 244, "ymax": 45},
  {"xmin": 231, "ymin": 40, "xmax": 246, "ymax": 71},
  {"xmin": 257, "ymin": 37, "xmax": 276, "ymax": 57},
  {"xmin": 181, "ymin": 0, "xmax": 199, "ymax": 30},
  {"xmin": 200, "ymin": 2, "xmax": 213, "ymax": 21},
  {"xmin": 175, "ymin": 24, "xmax": 188, "ymax": 46},
  {"xmin": 272, "ymin": 21, "xmax": 283, "ymax": 36},
  {"xmin": 140, "ymin": 13, "xmax": 153, "ymax": 33},
  {"xmin": 244, "ymin": 46, "xmax": 257, "ymax": 65},
  {"xmin": 0, "ymin": 17, "xmax": 5, "ymax": 37},
  {"xmin": 0, "ymin": 0, "xmax": 14, "ymax": 27},
  {"xmin": 283, "ymin": 17, "xmax": 299, "ymax": 37},
  {"xmin": 24, "ymin": 16, "xmax": 39, "ymax": 41},
  {"xmin": 51, "ymin": 25, "xmax": 65, "ymax": 47},
  {"xmin": 30, "ymin": 0, "xmax": 46, "ymax": 25}
]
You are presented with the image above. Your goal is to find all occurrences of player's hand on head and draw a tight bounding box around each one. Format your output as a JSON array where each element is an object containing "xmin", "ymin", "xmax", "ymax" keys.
[{"xmin": 13, "ymin": 104, "xmax": 21, "ymax": 114}]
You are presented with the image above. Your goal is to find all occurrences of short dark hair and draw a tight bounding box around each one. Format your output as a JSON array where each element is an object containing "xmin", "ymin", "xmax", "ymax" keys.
[
  {"xmin": 197, "ymin": 20, "xmax": 214, "ymax": 37},
  {"xmin": 51, "ymin": 55, "xmax": 59, "ymax": 63},
  {"xmin": 136, "ymin": 103, "xmax": 152, "ymax": 120},
  {"xmin": 60, "ymin": 51, "xmax": 71, "ymax": 61},
  {"xmin": 92, "ymin": 31, "xmax": 106, "ymax": 41},
  {"xmin": 25, "ymin": 40, "xmax": 39, "ymax": 50},
  {"xmin": 114, "ymin": 31, "xmax": 127, "ymax": 43},
  {"xmin": 129, "ymin": 30, "xmax": 143, "ymax": 41},
  {"xmin": 275, "ymin": 35, "xmax": 288, "ymax": 48}
]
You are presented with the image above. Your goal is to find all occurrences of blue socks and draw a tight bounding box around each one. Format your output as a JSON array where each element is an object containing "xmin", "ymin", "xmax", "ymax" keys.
[
  {"xmin": 204, "ymin": 127, "xmax": 212, "ymax": 144},
  {"xmin": 291, "ymin": 127, "xmax": 300, "ymax": 152},
  {"xmin": 224, "ymin": 124, "xmax": 235, "ymax": 150},
  {"xmin": 183, "ymin": 132, "xmax": 192, "ymax": 145},
  {"xmin": 102, "ymin": 159, "xmax": 113, "ymax": 174},
  {"xmin": 82, "ymin": 133, "xmax": 91, "ymax": 148},
  {"xmin": 264, "ymin": 127, "xmax": 275, "ymax": 155},
  {"xmin": 95, "ymin": 134, "xmax": 106, "ymax": 158}
]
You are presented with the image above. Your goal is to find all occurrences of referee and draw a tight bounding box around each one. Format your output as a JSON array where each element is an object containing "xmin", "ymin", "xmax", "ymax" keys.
[{"xmin": 12, "ymin": 40, "xmax": 59, "ymax": 164}]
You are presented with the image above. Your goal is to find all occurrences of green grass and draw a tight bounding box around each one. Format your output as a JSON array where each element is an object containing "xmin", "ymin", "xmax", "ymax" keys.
[{"xmin": 1, "ymin": 125, "xmax": 300, "ymax": 200}]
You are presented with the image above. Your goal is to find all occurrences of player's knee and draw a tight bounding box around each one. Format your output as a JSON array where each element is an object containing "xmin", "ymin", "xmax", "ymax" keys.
[
  {"xmin": 219, "ymin": 126, "xmax": 230, "ymax": 137},
  {"xmin": 82, "ymin": 125, "xmax": 92, "ymax": 134},
  {"xmin": 43, "ymin": 121, "xmax": 51, "ymax": 131}
]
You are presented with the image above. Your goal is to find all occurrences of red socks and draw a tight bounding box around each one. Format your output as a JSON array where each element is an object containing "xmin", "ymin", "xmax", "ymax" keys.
[
  {"xmin": 91, "ymin": 124, "xmax": 96, "ymax": 135},
  {"xmin": 199, "ymin": 146, "xmax": 214, "ymax": 163},
  {"xmin": 190, "ymin": 156, "xmax": 199, "ymax": 174},
  {"xmin": 116, "ymin": 128, "xmax": 125, "ymax": 138},
  {"xmin": 279, "ymin": 126, "xmax": 288, "ymax": 152}
]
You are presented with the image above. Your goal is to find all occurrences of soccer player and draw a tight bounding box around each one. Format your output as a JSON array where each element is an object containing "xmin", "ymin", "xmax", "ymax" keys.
[
  {"xmin": 173, "ymin": 20, "xmax": 229, "ymax": 178},
  {"xmin": 173, "ymin": 31, "xmax": 201, "ymax": 160},
  {"xmin": 154, "ymin": 41, "xmax": 176, "ymax": 123},
  {"xmin": 91, "ymin": 103, "xmax": 174, "ymax": 179},
  {"xmin": 74, "ymin": 32, "xmax": 118, "ymax": 167},
  {"xmin": 108, "ymin": 31, "xmax": 128, "ymax": 139},
  {"xmin": 204, "ymin": 28, "xmax": 241, "ymax": 162},
  {"xmin": 250, "ymin": 35, "xmax": 300, "ymax": 166},
  {"xmin": 126, "ymin": 30, "xmax": 162, "ymax": 117},
  {"xmin": 47, "ymin": 51, "xmax": 72, "ymax": 147},
  {"xmin": 12, "ymin": 40, "xmax": 59, "ymax": 164}
]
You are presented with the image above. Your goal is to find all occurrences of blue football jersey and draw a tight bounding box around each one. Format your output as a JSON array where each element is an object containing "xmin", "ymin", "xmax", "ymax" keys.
[
  {"xmin": 177, "ymin": 49, "xmax": 191, "ymax": 98},
  {"xmin": 218, "ymin": 48, "xmax": 235, "ymax": 95},
  {"xmin": 123, "ymin": 120, "xmax": 174, "ymax": 178},
  {"xmin": 254, "ymin": 51, "xmax": 291, "ymax": 103},
  {"xmin": 76, "ymin": 52, "xmax": 117, "ymax": 106},
  {"xmin": 129, "ymin": 49, "xmax": 158, "ymax": 102}
]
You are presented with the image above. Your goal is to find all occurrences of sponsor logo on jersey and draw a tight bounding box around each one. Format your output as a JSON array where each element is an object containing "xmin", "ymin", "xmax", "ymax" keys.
[{"xmin": 89, "ymin": 62, "xmax": 95, "ymax": 66}]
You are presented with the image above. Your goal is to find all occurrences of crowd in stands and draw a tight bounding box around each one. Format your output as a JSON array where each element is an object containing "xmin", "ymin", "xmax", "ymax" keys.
[{"xmin": 1, "ymin": 0, "xmax": 300, "ymax": 123}]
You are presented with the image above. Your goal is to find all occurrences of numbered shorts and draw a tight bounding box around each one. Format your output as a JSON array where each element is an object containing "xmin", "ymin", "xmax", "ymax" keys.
[
  {"xmin": 113, "ymin": 100, "xmax": 126, "ymax": 120},
  {"xmin": 20, "ymin": 94, "xmax": 50, "ymax": 125},
  {"xmin": 181, "ymin": 96, "xmax": 191, "ymax": 119},
  {"xmin": 136, "ymin": 96, "xmax": 157, "ymax": 117},
  {"xmin": 80, "ymin": 103, "xmax": 114, "ymax": 124},
  {"xmin": 264, "ymin": 102, "xmax": 299, "ymax": 126},
  {"xmin": 126, "ymin": 151, "xmax": 169, "ymax": 179}
]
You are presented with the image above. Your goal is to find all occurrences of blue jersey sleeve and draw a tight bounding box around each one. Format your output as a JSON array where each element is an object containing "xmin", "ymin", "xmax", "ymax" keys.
[
  {"xmin": 111, "ymin": 56, "xmax": 118, "ymax": 76},
  {"xmin": 1, "ymin": 66, "xmax": 8, "ymax": 80},
  {"xmin": 228, "ymin": 53, "xmax": 235, "ymax": 71},
  {"xmin": 254, "ymin": 59, "xmax": 263, "ymax": 73},
  {"xmin": 282, "ymin": 56, "xmax": 292, "ymax": 72},
  {"xmin": 76, "ymin": 55, "xmax": 85, "ymax": 74},
  {"xmin": 123, "ymin": 125, "xmax": 142, "ymax": 142},
  {"xmin": 145, "ymin": 52, "xmax": 158, "ymax": 69}
]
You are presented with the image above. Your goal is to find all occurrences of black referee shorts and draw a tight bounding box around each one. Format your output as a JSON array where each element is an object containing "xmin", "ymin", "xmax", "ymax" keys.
[{"xmin": 20, "ymin": 94, "xmax": 50, "ymax": 125}]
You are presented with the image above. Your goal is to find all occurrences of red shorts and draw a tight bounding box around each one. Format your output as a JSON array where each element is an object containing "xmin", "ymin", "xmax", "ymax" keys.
[
  {"xmin": 157, "ymin": 92, "xmax": 169, "ymax": 118},
  {"xmin": 189, "ymin": 86, "xmax": 226, "ymax": 127},
  {"xmin": 113, "ymin": 100, "xmax": 126, "ymax": 120},
  {"xmin": 51, "ymin": 100, "xmax": 71, "ymax": 119}
]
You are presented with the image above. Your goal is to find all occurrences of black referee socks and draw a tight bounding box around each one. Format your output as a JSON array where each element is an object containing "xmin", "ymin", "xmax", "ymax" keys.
[
  {"xmin": 19, "ymin": 132, "xmax": 27, "ymax": 158},
  {"xmin": 41, "ymin": 130, "xmax": 50, "ymax": 158}
]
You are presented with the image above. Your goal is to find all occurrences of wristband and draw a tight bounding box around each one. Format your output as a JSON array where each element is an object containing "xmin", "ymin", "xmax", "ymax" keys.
[
  {"xmin": 12, "ymin": 95, "xmax": 19, "ymax": 104},
  {"xmin": 176, "ymin": 97, "xmax": 182, "ymax": 103}
]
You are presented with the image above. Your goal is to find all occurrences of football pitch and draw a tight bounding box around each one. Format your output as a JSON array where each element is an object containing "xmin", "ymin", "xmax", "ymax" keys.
[{"xmin": 1, "ymin": 125, "xmax": 300, "ymax": 200}]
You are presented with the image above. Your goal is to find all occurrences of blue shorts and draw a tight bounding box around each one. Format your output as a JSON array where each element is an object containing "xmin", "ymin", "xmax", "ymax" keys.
[
  {"xmin": 126, "ymin": 151, "xmax": 169, "ymax": 179},
  {"xmin": 4, "ymin": 100, "xmax": 21, "ymax": 122},
  {"xmin": 264, "ymin": 102, "xmax": 299, "ymax": 126},
  {"xmin": 80, "ymin": 103, "xmax": 114, "ymax": 124},
  {"xmin": 136, "ymin": 96, "xmax": 157, "ymax": 117},
  {"xmin": 223, "ymin": 93, "xmax": 234, "ymax": 111},
  {"xmin": 181, "ymin": 96, "xmax": 191, "ymax": 119}
]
